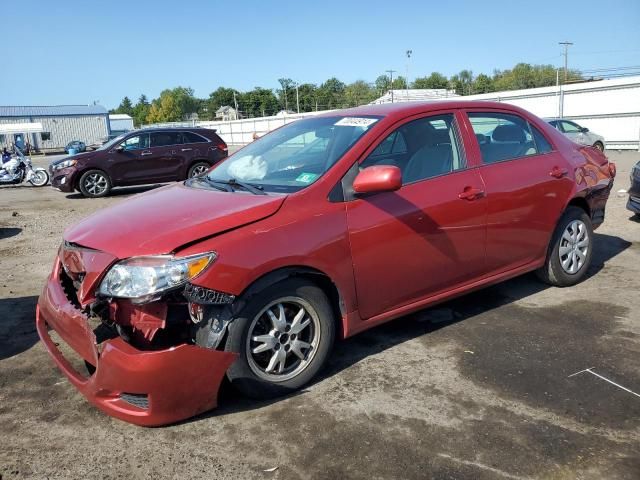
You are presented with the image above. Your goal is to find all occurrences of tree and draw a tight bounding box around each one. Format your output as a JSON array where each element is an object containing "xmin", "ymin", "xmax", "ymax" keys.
[
  {"xmin": 240, "ymin": 87, "xmax": 279, "ymax": 117},
  {"xmin": 113, "ymin": 96, "xmax": 133, "ymax": 116},
  {"xmin": 374, "ymin": 75, "xmax": 390, "ymax": 95},
  {"xmin": 391, "ymin": 75, "xmax": 407, "ymax": 90},
  {"xmin": 132, "ymin": 95, "xmax": 150, "ymax": 126},
  {"xmin": 317, "ymin": 77, "xmax": 346, "ymax": 109},
  {"xmin": 473, "ymin": 73, "xmax": 494, "ymax": 93},
  {"xmin": 207, "ymin": 87, "xmax": 240, "ymax": 119},
  {"xmin": 344, "ymin": 80, "xmax": 376, "ymax": 107},
  {"xmin": 277, "ymin": 78, "xmax": 296, "ymax": 111},
  {"xmin": 411, "ymin": 72, "xmax": 448, "ymax": 89}
]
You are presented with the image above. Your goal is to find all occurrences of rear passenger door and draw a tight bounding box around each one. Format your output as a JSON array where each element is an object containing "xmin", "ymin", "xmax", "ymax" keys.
[
  {"xmin": 346, "ymin": 111, "xmax": 487, "ymax": 320},
  {"xmin": 464, "ymin": 110, "xmax": 574, "ymax": 274},
  {"xmin": 148, "ymin": 132, "xmax": 185, "ymax": 182}
]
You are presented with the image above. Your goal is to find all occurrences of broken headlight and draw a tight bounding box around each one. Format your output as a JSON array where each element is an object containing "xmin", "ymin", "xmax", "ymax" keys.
[{"xmin": 98, "ymin": 252, "xmax": 216, "ymax": 299}]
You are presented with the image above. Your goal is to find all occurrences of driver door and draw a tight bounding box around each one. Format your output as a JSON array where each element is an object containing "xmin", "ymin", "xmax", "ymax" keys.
[
  {"xmin": 108, "ymin": 133, "xmax": 152, "ymax": 184},
  {"xmin": 346, "ymin": 112, "xmax": 487, "ymax": 320}
]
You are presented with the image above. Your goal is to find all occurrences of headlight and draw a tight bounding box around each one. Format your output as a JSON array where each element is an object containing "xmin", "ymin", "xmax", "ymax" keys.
[
  {"xmin": 53, "ymin": 159, "xmax": 77, "ymax": 171},
  {"xmin": 98, "ymin": 252, "xmax": 216, "ymax": 299}
]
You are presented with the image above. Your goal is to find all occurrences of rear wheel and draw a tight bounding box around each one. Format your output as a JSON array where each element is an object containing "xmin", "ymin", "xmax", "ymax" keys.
[
  {"xmin": 224, "ymin": 279, "xmax": 335, "ymax": 399},
  {"xmin": 593, "ymin": 141, "xmax": 604, "ymax": 152},
  {"xmin": 188, "ymin": 161, "xmax": 210, "ymax": 178},
  {"xmin": 536, "ymin": 206, "xmax": 593, "ymax": 286},
  {"xmin": 79, "ymin": 169, "xmax": 111, "ymax": 198}
]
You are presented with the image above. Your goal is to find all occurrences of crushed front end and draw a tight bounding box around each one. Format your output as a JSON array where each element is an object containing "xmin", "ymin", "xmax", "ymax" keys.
[{"xmin": 36, "ymin": 243, "xmax": 237, "ymax": 426}]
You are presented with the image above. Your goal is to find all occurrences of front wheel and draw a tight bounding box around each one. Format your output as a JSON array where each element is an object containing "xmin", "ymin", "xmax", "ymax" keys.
[
  {"xmin": 79, "ymin": 169, "xmax": 111, "ymax": 198},
  {"xmin": 593, "ymin": 141, "xmax": 604, "ymax": 152},
  {"xmin": 188, "ymin": 161, "xmax": 210, "ymax": 178},
  {"xmin": 224, "ymin": 279, "xmax": 335, "ymax": 399},
  {"xmin": 536, "ymin": 206, "xmax": 593, "ymax": 287},
  {"xmin": 28, "ymin": 169, "xmax": 49, "ymax": 187}
]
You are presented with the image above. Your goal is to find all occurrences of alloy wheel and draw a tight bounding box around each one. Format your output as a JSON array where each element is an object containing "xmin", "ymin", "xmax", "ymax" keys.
[
  {"xmin": 190, "ymin": 165, "xmax": 208, "ymax": 177},
  {"xmin": 84, "ymin": 173, "xmax": 108, "ymax": 196},
  {"xmin": 246, "ymin": 298, "xmax": 321, "ymax": 382},
  {"xmin": 558, "ymin": 219, "xmax": 590, "ymax": 274}
]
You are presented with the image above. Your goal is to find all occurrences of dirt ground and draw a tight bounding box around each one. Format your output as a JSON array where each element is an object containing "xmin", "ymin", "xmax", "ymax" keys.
[{"xmin": 0, "ymin": 151, "xmax": 638, "ymax": 480}]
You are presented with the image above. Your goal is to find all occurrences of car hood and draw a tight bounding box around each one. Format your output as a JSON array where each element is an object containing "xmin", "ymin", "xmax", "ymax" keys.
[{"xmin": 64, "ymin": 183, "xmax": 287, "ymax": 258}]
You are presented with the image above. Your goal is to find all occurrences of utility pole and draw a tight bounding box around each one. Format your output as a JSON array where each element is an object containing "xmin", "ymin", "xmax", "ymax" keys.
[
  {"xmin": 295, "ymin": 82, "xmax": 300, "ymax": 113},
  {"xmin": 559, "ymin": 41, "xmax": 573, "ymax": 83},
  {"xmin": 385, "ymin": 69, "xmax": 396, "ymax": 103},
  {"xmin": 233, "ymin": 91, "xmax": 239, "ymax": 119},
  {"xmin": 405, "ymin": 50, "xmax": 412, "ymax": 100}
]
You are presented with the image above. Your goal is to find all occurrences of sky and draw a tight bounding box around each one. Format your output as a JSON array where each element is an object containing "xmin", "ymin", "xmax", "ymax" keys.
[{"xmin": 2, "ymin": 0, "xmax": 639, "ymax": 109}]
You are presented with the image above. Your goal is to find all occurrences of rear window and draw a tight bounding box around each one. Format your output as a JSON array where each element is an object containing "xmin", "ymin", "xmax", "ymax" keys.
[
  {"xmin": 151, "ymin": 132, "xmax": 183, "ymax": 147},
  {"xmin": 184, "ymin": 132, "xmax": 210, "ymax": 144}
]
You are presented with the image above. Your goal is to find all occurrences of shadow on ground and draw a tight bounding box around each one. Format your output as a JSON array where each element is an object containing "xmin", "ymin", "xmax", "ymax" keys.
[
  {"xmin": 205, "ymin": 232, "xmax": 631, "ymax": 419},
  {"xmin": 0, "ymin": 296, "xmax": 39, "ymax": 361},
  {"xmin": 0, "ymin": 227, "xmax": 22, "ymax": 240}
]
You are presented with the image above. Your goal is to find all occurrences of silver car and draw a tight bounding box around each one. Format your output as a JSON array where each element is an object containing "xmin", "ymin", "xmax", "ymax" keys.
[{"xmin": 546, "ymin": 119, "xmax": 605, "ymax": 151}]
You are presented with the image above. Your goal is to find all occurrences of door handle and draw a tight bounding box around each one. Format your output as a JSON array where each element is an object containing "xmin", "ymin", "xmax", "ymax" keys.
[
  {"xmin": 458, "ymin": 186, "xmax": 484, "ymax": 201},
  {"xmin": 181, "ymin": 148, "xmax": 193, "ymax": 152},
  {"xmin": 140, "ymin": 150, "xmax": 152, "ymax": 156},
  {"xmin": 550, "ymin": 166, "xmax": 568, "ymax": 178}
]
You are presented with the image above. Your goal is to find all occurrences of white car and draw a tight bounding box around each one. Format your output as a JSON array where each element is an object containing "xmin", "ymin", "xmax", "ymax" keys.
[{"xmin": 546, "ymin": 119, "xmax": 605, "ymax": 151}]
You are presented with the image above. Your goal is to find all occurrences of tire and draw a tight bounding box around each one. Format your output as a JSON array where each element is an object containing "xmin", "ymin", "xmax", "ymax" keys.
[
  {"xmin": 188, "ymin": 161, "xmax": 210, "ymax": 178},
  {"xmin": 593, "ymin": 141, "xmax": 604, "ymax": 152},
  {"xmin": 78, "ymin": 169, "xmax": 111, "ymax": 198},
  {"xmin": 28, "ymin": 169, "xmax": 49, "ymax": 187},
  {"xmin": 224, "ymin": 278, "xmax": 335, "ymax": 399},
  {"xmin": 536, "ymin": 206, "xmax": 593, "ymax": 287}
]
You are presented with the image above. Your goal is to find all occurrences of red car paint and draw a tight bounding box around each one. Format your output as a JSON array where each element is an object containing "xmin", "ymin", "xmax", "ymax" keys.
[{"xmin": 37, "ymin": 101, "xmax": 614, "ymax": 426}]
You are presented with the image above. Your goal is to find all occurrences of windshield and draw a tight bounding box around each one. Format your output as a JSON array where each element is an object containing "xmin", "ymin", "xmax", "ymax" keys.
[
  {"xmin": 206, "ymin": 115, "xmax": 380, "ymax": 193},
  {"xmin": 97, "ymin": 133, "xmax": 127, "ymax": 151}
]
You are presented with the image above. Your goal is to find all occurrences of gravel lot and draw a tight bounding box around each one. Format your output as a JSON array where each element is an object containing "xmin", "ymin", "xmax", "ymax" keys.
[{"xmin": 0, "ymin": 151, "xmax": 638, "ymax": 479}]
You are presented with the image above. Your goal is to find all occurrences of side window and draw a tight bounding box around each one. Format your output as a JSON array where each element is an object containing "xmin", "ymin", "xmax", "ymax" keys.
[
  {"xmin": 361, "ymin": 113, "xmax": 464, "ymax": 184},
  {"xmin": 468, "ymin": 112, "xmax": 537, "ymax": 164},
  {"xmin": 183, "ymin": 132, "xmax": 209, "ymax": 144},
  {"xmin": 122, "ymin": 134, "xmax": 149, "ymax": 151},
  {"xmin": 369, "ymin": 131, "xmax": 408, "ymax": 157},
  {"xmin": 560, "ymin": 121, "xmax": 581, "ymax": 133},
  {"xmin": 530, "ymin": 125, "xmax": 553, "ymax": 154},
  {"xmin": 150, "ymin": 132, "xmax": 178, "ymax": 147}
]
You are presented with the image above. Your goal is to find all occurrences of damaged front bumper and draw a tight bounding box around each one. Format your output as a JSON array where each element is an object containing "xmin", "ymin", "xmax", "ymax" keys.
[{"xmin": 36, "ymin": 259, "xmax": 237, "ymax": 426}]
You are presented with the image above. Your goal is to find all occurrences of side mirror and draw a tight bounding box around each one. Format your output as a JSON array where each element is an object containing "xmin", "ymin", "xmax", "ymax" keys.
[
  {"xmin": 581, "ymin": 127, "xmax": 589, "ymax": 133},
  {"xmin": 114, "ymin": 145, "xmax": 124, "ymax": 152},
  {"xmin": 353, "ymin": 165, "xmax": 402, "ymax": 195}
]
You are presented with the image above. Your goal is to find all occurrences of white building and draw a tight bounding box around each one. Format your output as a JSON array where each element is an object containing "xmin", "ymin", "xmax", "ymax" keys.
[{"xmin": 108, "ymin": 114, "xmax": 134, "ymax": 135}]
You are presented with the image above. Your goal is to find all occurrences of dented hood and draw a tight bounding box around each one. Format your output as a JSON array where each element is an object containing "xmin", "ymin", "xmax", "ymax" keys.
[{"xmin": 64, "ymin": 183, "xmax": 286, "ymax": 258}]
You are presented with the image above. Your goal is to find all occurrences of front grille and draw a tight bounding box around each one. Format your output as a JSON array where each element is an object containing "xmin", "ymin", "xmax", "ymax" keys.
[
  {"xmin": 119, "ymin": 393, "xmax": 149, "ymax": 410},
  {"xmin": 183, "ymin": 283, "xmax": 235, "ymax": 305}
]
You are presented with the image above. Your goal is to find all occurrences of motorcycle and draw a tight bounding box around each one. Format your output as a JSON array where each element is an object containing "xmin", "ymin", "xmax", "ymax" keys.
[{"xmin": 0, "ymin": 149, "xmax": 49, "ymax": 187}]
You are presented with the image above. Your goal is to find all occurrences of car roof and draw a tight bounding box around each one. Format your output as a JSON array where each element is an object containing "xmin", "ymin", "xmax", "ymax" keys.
[
  {"xmin": 316, "ymin": 100, "xmax": 530, "ymax": 120},
  {"xmin": 133, "ymin": 127, "xmax": 215, "ymax": 134}
]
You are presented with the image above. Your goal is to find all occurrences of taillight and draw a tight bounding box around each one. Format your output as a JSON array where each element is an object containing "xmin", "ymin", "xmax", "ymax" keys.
[{"xmin": 217, "ymin": 143, "xmax": 228, "ymax": 152}]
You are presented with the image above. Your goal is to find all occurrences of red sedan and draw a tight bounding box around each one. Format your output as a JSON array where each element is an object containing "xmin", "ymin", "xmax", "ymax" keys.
[{"xmin": 37, "ymin": 101, "xmax": 615, "ymax": 425}]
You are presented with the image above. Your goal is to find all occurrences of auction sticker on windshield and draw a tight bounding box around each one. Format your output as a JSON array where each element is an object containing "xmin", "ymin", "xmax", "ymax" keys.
[
  {"xmin": 335, "ymin": 117, "xmax": 378, "ymax": 128},
  {"xmin": 295, "ymin": 173, "xmax": 319, "ymax": 184}
]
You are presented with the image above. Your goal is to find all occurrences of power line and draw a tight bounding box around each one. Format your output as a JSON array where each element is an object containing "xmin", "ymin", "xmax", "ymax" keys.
[{"xmin": 559, "ymin": 41, "xmax": 574, "ymax": 82}]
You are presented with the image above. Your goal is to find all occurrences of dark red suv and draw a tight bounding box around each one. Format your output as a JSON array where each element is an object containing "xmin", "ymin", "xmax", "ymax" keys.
[
  {"xmin": 49, "ymin": 128, "xmax": 227, "ymax": 197},
  {"xmin": 37, "ymin": 101, "xmax": 615, "ymax": 425}
]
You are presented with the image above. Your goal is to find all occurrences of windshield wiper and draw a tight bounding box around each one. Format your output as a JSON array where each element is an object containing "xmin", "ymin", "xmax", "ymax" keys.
[
  {"xmin": 213, "ymin": 178, "xmax": 266, "ymax": 195},
  {"xmin": 190, "ymin": 176, "xmax": 230, "ymax": 192}
]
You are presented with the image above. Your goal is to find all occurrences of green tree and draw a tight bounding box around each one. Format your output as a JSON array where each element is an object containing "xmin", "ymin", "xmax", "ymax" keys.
[
  {"xmin": 277, "ymin": 78, "xmax": 296, "ymax": 111},
  {"xmin": 240, "ymin": 87, "xmax": 279, "ymax": 117},
  {"xmin": 114, "ymin": 96, "xmax": 134, "ymax": 115},
  {"xmin": 374, "ymin": 75, "xmax": 390, "ymax": 95},
  {"xmin": 317, "ymin": 77, "xmax": 346, "ymax": 109},
  {"xmin": 132, "ymin": 94, "xmax": 150, "ymax": 126},
  {"xmin": 473, "ymin": 73, "xmax": 494, "ymax": 93},
  {"xmin": 344, "ymin": 80, "xmax": 376, "ymax": 107},
  {"xmin": 411, "ymin": 72, "xmax": 448, "ymax": 89},
  {"xmin": 207, "ymin": 87, "xmax": 240, "ymax": 119},
  {"xmin": 391, "ymin": 75, "xmax": 407, "ymax": 90}
]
